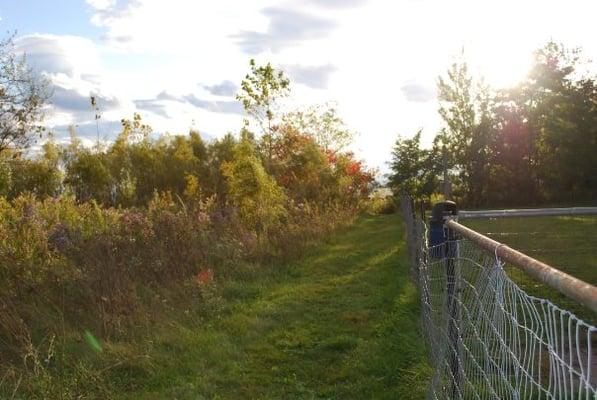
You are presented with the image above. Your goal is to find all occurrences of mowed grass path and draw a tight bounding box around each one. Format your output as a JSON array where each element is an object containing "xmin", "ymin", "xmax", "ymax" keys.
[{"xmin": 119, "ymin": 214, "xmax": 430, "ymax": 399}]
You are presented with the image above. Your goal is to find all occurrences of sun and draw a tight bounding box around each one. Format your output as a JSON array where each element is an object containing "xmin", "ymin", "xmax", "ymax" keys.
[{"xmin": 470, "ymin": 45, "xmax": 533, "ymax": 89}]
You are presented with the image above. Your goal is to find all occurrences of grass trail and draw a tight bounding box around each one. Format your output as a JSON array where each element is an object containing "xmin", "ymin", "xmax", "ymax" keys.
[{"xmin": 114, "ymin": 214, "xmax": 430, "ymax": 399}]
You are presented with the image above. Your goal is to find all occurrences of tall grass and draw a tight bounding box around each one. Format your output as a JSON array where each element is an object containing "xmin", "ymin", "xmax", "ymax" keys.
[{"xmin": 0, "ymin": 192, "xmax": 358, "ymax": 397}]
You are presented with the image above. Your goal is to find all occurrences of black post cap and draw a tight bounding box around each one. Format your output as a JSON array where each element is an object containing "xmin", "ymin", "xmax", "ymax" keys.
[{"xmin": 431, "ymin": 201, "xmax": 458, "ymax": 222}]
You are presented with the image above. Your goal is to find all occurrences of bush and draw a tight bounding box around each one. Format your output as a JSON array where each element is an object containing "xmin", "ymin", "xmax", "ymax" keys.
[
  {"xmin": 366, "ymin": 195, "xmax": 396, "ymax": 215},
  {"xmin": 0, "ymin": 190, "xmax": 360, "ymax": 382}
]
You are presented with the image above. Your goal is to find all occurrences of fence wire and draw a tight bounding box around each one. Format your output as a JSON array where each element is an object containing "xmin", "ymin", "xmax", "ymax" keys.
[{"xmin": 410, "ymin": 217, "xmax": 597, "ymax": 399}]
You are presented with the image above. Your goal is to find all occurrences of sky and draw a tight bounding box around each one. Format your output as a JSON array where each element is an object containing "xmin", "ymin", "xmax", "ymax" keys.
[{"xmin": 1, "ymin": 0, "xmax": 596, "ymax": 173}]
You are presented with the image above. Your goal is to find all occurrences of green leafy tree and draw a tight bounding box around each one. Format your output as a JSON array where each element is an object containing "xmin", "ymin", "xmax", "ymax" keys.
[
  {"xmin": 223, "ymin": 133, "xmax": 287, "ymax": 233},
  {"xmin": 237, "ymin": 59, "xmax": 290, "ymax": 168},
  {"xmin": 0, "ymin": 134, "xmax": 61, "ymax": 199},
  {"xmin": 524, "ymin": 42, "xmax": 597, "ymax": 201},
  {"xmin": 106, "ymin": 113, "xmax": 153, "ymax": 205},
  {"xmin": 64, "ymin": 150, "xmax": 112, "ymax": 203},
  {"xmin": 437, "ymin": 57, "xmax": 494, "ymax": 206},
  {"xmin": 485, "ymin": 99, "xmax": 538, "ymax": 206},
  {"xmin": 205, "ymin": 133, "xmax": 237, "ymax": 206},
  {"xmin": 388, "ymin": 131, "xmax": 438, "ymax": 201},
  {"xmin": 492, "ymin": 41, "xmax": 597, "ymax": 204},
  {"xmin": 282, "ymin": 103, "xmax": 354, "ymax": 152}
]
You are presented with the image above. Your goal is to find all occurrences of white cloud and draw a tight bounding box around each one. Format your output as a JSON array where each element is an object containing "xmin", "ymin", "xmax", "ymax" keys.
[
  {"xmin": 10, "ymin": 0, "xmax": 597, "ymax": 172},
  {"xmin": 134, "ymin": 92, "xmax": 243, "ymax": 117},
  {"xmin": 305, "ymin": 0, "xmax": 369, "ymax": 8},
  {"xmin": 401, "ymin": 82, "xmax": 436, "ymax": 103},
  {"xmin": 86, "ymin": 0, "xmax": 116, "ymax": 11},
  {"xmin": 284, "ymin": 64, "xmax": 337, "ymax": 89},
  {"xmin": 202, "ymin": 80, "xmax": 238, "ymax": 97},
  {"xmin": 233, "ymin": 7, "xmax": 336, "ymax": 54},
  {"xmin": 15, "ymin": 34, "xmax": 103, "ymax": 78},
  {"xmin": 14, "ymin": 34, "xmax": 128, "ymax": 129}
]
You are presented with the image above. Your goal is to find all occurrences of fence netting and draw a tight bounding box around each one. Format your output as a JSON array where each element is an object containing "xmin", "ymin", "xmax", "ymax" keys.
[{"xmin": 403, "ymin": 206, "xmax": 597, "ymax": 399}]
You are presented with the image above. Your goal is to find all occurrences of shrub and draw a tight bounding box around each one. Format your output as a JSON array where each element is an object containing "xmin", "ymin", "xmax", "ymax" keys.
[{"xmin": 366, "ymin": 195, "xmax": 396, "ymax": 215}]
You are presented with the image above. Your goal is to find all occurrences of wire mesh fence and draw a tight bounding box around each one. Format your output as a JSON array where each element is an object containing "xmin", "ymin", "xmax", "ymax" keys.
[{"xmin": 402, "ymin": 199, "xmax": 597, "ymax": 399}]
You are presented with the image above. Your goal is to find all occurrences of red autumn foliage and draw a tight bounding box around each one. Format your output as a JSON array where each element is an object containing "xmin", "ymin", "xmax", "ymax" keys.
[
  {"xmin": 325, "ymin": 149, "xmax": 337, "ymax": 164},
  {"xmin": 196, "ymin": 268, "xmax": 214, "ymax": 285}
]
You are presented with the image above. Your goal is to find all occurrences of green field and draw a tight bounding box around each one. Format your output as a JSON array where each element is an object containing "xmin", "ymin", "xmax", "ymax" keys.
[
  {"xmin": 3, "ymin": 214, "xmax": 430, "ymax": 399},
  {"xmin": 462, "ymin": 215, "xmax": 597, "ymax": 323}
]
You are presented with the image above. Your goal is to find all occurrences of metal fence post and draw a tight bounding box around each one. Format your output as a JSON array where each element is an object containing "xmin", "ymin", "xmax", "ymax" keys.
[{"xmin": 431, "ymin": 201, "xmax": 460, "ymax": 398}]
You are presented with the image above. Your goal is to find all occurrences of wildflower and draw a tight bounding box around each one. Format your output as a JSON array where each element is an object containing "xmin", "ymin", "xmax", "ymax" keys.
[
  {"xmin": 48, "ymin": 223, "xmax": 72, "ymax": 252},
  {"xmin": 196, "ymin": 268, "xmax": 214, "ymax": 285}
]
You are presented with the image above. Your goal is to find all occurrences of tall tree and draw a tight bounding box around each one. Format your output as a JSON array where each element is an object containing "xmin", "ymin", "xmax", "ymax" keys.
[
  {"xmin": 223, "ymin": 132, "xmax": 287, "ymax": 233},
  {"xmin": 500, "ymin": 41, "xmax": 597, "ymax": 203},
  {"xmin": 437, "ymin": 58, "xmax": 494, "ymax": 207},
  {"xmin": 527, "ymin": 42, "xmax": 597, "ymax": 201},
  {"xmin": 388, "ymin": 131, "xmax": 438, "ymax": 201},
  {"xmin": 486, "ymin": 101, "xmax": 537, "ymax": 206},
  {"xmin": 237, "ymin": 59, "xmax": 290, "ymax": 169}
]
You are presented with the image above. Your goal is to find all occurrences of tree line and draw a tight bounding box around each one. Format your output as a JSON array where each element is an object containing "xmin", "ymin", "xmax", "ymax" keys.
[
  {"xmin": 389, "ymin": 42, "xmax": 597, "ymax": 208},
  {"xmin": 0, "ymin": 36, "xmax": 372, "ymax": 226}
]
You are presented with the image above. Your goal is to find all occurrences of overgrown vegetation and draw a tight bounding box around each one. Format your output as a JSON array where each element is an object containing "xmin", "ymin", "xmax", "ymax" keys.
[
  {"xmin": 0, "ymin": 211, "xmax": 428, "ymax": 398},
  {"xmin": 0, "ymin": 51, "xmax": 379, "ymax": 397},
  {"xmin": 389, "ymin": 42, "xmax": 597, "ymax": 208}
]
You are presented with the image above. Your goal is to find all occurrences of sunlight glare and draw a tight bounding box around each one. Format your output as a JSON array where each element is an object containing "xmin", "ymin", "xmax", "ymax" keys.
[{"xmin": 475, "ymin": 50, "xmax": 532, "ymax": 89}]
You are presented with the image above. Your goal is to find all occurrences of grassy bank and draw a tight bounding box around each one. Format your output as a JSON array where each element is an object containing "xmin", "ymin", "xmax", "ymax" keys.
[{"xmin": 2, "ymin": 213, "xmax": 430, "ymax": 399}]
